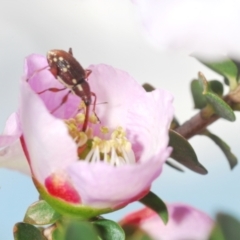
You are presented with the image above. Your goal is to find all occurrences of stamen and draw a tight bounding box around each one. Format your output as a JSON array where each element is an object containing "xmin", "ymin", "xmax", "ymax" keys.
[{"xmin": 64, "ymin": 107, "xmax": 135, "ymax": 166}]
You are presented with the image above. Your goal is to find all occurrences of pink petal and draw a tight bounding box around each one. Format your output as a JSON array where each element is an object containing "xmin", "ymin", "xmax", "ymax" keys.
[
  {"xmin": 126, "ymin": 88, "xmax": 173, "ymax": 162},
  {"xmin": 132, "ymin": 0, "xmax": 240, "ymax": 60},
  {"xmin": 0, "ymin": 140, "xmax": 30, "ymax": 175},
  {"xmin": 24, "ymin": 54, "xmax": 80, "ymax": 119},
  {"xmin": 20, "ymin": 80, "xmax": 78, "ymax": 183},
  {"xmin": 88, "ymin": 64, "xmax": 174, "ymax": 162},
  {"xmin": 121, "ymin": 203, "xmax": 214, "ymax": 240},
  {"xmin": 0, "ymin": 113, "xmax": 30, "ymax": 174},
  {"xmin": 65, "ymin": 154, "xmax": 169, "ymax": 208},
  {"xmin": 87, "ymin": 64, "xmax": 145, "ymax": 129},
  {"xmin": 0, "ymin": 113, "xmax": 22, "ymax": 147}
]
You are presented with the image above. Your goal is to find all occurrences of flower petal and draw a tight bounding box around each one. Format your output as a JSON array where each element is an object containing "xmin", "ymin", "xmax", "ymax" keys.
[
  {"xmin": 0, "ymin": 112, "xmax": 22, "ymax": 147},
  {"xmin": 132, "ymin": 0, "xmax": 240, "ymax": 60},
  {"xmin": 88, "ymin": 64, "xmax": 174, "ymax": 162},
  {"xmin": 88, "ymin": 64, "xmax": 145, "ymax": 130},
  {"xmin": 0, "ymin": 113, "xmax": 30, "ymax": 174},
  {"xmin": 120, "ymin": 203, "xmax": 214, "ymax": 240},
  {"xmin": 20, "ymin": 80, "xmax": 78, "ymax": 183},
  {"xmin": 65, "ymin": 156, "xmax": 168, "ymax": 208},
  {"xmin": 0, "ymin": 140, "xmax": 30, "ymax": 175},
  {"xmin": 25, "ymin": 54, "xmax": 80, "ymax": 119}
]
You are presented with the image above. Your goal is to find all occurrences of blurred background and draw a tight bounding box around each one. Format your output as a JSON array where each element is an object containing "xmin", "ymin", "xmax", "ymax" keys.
[{"xmin": 0, "ymin": 1, "xmax": 240, "ymax": 239}]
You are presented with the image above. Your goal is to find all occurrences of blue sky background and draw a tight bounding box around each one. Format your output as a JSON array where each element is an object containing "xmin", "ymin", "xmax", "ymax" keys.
[{"xmin": 0, "ymin": 1, "xmax": 240, "ymax": 239}]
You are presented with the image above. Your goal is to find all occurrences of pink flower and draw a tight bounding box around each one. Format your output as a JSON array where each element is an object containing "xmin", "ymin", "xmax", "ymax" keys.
[
  {"xmin": 120, "ymin": 203, "xmax": 214, "ymax": 240},
  {"xmin": 0, "ymin": 53, "xmax": 173, "ymax": 217},
  {"xmin": 132, "ymin": 0, "xmax": 240, "ymax": 60}
]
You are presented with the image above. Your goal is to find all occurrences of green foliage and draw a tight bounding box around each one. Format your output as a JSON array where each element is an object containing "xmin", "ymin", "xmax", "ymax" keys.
[
  {"xmin": 208, "ymin": 213, "xmax": 240, "ymax": 240},
  {"xmin": 63, "ymin": 221, "xmax": 99, "ymax": 240},
  {"xmin": 201, "ymin": 130, "xmax": 238, "ymax": 169},
  {"xmin": 169, "ymin": 129, "xmax": 207, "ymax": 174},
  {"xmin": 122, "ymin": 225, "xmax": 153, "ymax": 240},
  {"xmin": 199, "ymin": 72, "xmax": 236, "ymax": 121},
  {"xmin": 165, "ymin": 160, "xmax": 184, "ymax": 172},
  {"xmin": 24, "ymin": 200, "xmax": 61, "ymax": 225},
  {"xmin": 196, "ymin": 56, "xmax": 238, "ymax": 90},
  {"xmin": 191, "ymin": 79, "xmax": 207, "ymax": 109},
  {"xmin": 191, "ymin": 79, "xmax": 224, "ymax": 109},
  {"xmin": 93, "ymin": 219, "xmax": 125, "ymax": 240},
  {"xmin": 13, "ymin": 222, "xmax": 46, "ymax": 240},
  {"xmin": 139, "ymin": 191, "xmax": 168, "ymax": 224}
]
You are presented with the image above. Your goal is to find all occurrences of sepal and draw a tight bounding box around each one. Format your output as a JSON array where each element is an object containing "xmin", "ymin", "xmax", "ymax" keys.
[
  {"xmin": 201, "ymin": 130, "xmax": 238, "ymax": 169},
  {"xmin": 24, "ymin": 200, "xmax": 61, "ymax": 225},
  {"xmin": 169, "ymin": 129, "xmax": 207, "ymax": 174},
  {"xmin": 139, "ymin": 191, "xmax": 168, "ymax": 224},
  {"xmin": 199, "ymin": 72, "xmax": 236, "ymax": 121}
]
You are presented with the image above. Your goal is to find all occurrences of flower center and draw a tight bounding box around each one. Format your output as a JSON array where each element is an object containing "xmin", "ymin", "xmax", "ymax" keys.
[{"xmin": 64, "ymin": 110, "xmax": 136, "ymax": 166}]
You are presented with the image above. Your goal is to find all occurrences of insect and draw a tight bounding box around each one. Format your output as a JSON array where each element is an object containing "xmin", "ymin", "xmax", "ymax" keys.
[{"xmin": 43, "ymin": 48, "xmax": 97, "ymax": 131}]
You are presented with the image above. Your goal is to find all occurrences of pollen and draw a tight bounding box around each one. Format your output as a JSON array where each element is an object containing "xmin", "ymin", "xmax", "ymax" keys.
[{"xmin": 64, "ymin": 106, "xmax": 135, "ymax": 166}]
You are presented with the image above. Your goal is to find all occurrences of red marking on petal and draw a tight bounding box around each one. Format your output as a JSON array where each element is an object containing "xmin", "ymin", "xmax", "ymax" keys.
[
  {"xmin": 120, "ymin": 208, "xmax": 154, "ymax": 225},
  {"xmin": 45, "ymin": 173, "xmax": 81, "ymax": 204},
  {"xmin": 20, "ymin": 135, "xmax": 34, "ymax": 174}
]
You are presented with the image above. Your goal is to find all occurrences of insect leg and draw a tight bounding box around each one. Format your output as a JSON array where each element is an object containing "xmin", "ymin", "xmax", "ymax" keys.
[
  {"xmin": 37, "ymin": 87, "xmax": 67, "ymax": 94},
  {"xmin": 51, "ymin": 90, "xmax": 72, "ymax": 114},
  {"xmin": 91, "ymin": 92, "xmax": 101, "ymax": 123}
]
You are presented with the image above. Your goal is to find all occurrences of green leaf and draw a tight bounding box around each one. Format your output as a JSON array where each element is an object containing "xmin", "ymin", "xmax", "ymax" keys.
[
  {"xmin": 201, "ymin": 130, "xmax": 238, "ymax": 169},
  {"xmin": 122, "ymin": 225, "xmax": 153, "ymax": 240},
  {"xmin": 217, "ymin": 213, "xmax": 240, "ymax": 240},
  {"xmin": 196, "ymin": 57, "xmax": 238, "ymax": 90},
  {"xmin": 209, "ymin": 213, "xmax": 240, "ymax": 240},
  {"xmin": 208, "ymin": 225, "xmax": 225, "ymax": 240},
  {"xmin": 139, "ymin": 191, "xmax": 168, "ymax": 224},
  {"xmin": 191, "ymin": 79, "xmax": 224, "ymax": 109},
  {"xmin": 63, "ymin": 221, "xmax": 99, "ymax": 240},
  {"xmin": 199, "ymin": 72, "xmax": 236, "ymax": 121},
  {"xmin": 169, "ymin": 129, "xmax": 208, "ymax": 174},
  {"xmin": 165, "ymin": 160, "xmax": 184, "ymax": 172},
  {"xmin": 191, "ymin": 79, "xmax": 207, "ymax": 109},
  {"xmin": 142, "ymin": 83, "xmax": 155, "ymax": 92},
  {"xmin": 93, "ymin": 219, "xmax": 125, "ymax": 240},
  {"xmin": 210, "ymin": 80, "xmax": 224, "ymax": 96},
  {"xmin": 13, "ymin": 222, "xmax": 45, "ymax": 240},
  {"xmin": 24, "ymin": 200, "xmax": 61, "ymax": 225},
  {"xmin": 170, "ymin": 117, "xmax": 180, "ymax": 129}
]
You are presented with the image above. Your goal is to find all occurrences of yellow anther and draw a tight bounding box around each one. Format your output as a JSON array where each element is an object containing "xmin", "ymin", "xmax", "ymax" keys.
[
  {"xmin": 100, "ymin": 126, "xmax": 109, "ymax": 134},
  {"xmin": 76, "ymin": 132, "xmax": 88, "ymax": 147},
  {"xmin": 89, "ymin": 114, "xmax": 98, "ymax": 124},
  {"xmin": 76, "ymin": 113, "xmax": 85, "ymax": 123}
]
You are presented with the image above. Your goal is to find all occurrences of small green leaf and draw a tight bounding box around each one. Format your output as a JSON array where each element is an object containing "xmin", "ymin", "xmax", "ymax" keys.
[
  {"xmin": 165, "ymin": 160, "xmax": 184, "ymax": 172},
  {"xmin": 201, "ymin": 130, "xmax": 238, "ymax": 169},
  {"xmin": 209, "ymin": 80, "xmax": 224, "ymax": 96},
  {"xmin": 199, "ymin": 72, "xmax": 236, "ymax": 121},
  {"xmin": 191, "ymin": 79, "xmax": 207, "ymax": 109},
  {"xmin": 210, "ymin": 213, "xmax": 240, "ymax": 240},
  {"xmin": 139, "ymin": 191, "xmax": 168, "ymax": 224},
  {"xmin": 217, "ymin": 213, "xmax": 240, "ymax": 239},
  {"xmin": 93, "ymin": 219, "xmax": 125, "ymax": 240},
  {"xmin": 64, "ymin": 221, "xmax": 99, "ymax": 240},
  {"xmin": 169, "ymin": 130, "xmax": 208, "ymax": 174},
  {"xmin": 24, "ymin": 200, "xmax": 61, "ymax": 225},
  {"xmin": 122, "ymin": 225, "xmax": 152, "ymax": 240},
  {"xmin": 170, "ymin": 117, "xmax": 180, "ymax": 129},
  {"xmin": 208, "ymin": 225, "xmax": 225, "ymax": 240},
  {"xmin": 196, "ymin": 56, "xmax": 238, "ymax": 90},
  {"xmin": 191, "ymin": 79, "xmax": 224, "ymax": 109},
  {"xmin": 13, "ymin": 222, "xmax": 45, "ymax": 240},
  {"xmin": 142, "ymin": 83, "xmax": 155, "ymax": 92}
]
